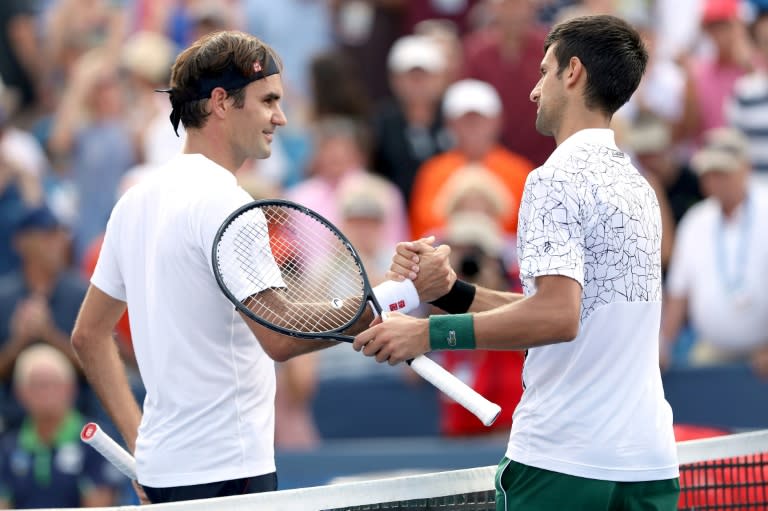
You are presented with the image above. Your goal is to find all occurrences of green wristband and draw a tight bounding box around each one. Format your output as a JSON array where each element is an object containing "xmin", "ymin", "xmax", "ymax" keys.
[{"xmin": 429, "ymin": 313, "xmax": 476, "ymax": 351}]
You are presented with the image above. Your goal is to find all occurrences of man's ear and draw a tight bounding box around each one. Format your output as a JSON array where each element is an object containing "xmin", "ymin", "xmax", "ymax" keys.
[
  {"xmin": 209, "ymin": 87, "xmax": 230, "ymax": 119},
  {"xmin": 564, "ymin": 56, "xmax": 585, "ymax": 89}
]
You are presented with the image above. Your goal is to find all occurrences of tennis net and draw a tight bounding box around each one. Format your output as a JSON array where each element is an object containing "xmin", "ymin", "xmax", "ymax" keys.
[{"xmin": 40, "ymin": 429, "xmax": 768, "ymax": 510}]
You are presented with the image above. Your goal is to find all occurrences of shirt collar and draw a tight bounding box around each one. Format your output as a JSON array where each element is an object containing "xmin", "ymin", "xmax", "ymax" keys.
[
  {"xmin": 547, "ymin": 128, "xmax": 619, "ymax": 163},
  {"xmin": 175, "ymin": 153, "xmax": 238, "ymax": 185},
  {"xmin": 19, "ymin": 411, "xmax": 83, "ymax": 451}
]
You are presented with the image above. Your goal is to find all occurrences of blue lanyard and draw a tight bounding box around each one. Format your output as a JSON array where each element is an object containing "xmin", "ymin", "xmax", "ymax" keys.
[{"xmin": 714, "ymin": 195, "xmax": 752, "ymax": 295}]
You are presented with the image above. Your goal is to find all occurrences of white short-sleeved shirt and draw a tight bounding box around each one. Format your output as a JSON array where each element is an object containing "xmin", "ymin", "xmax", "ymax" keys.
[
  {"xmin": 666, "ymin": 183, "xmax": 768, "ymax": 354},
  {"xmin": 92, "ymin": 153, "xmax": 280, "ymax": 487},
  {"xmin": 507, "ymin": 129, "xmax": 678, "ymax": 482}
]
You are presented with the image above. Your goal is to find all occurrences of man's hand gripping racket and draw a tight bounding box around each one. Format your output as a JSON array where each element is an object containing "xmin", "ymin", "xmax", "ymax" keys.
[{"xmin": 212, "ymin": 199, "xmax": 501, "ymax": 426}]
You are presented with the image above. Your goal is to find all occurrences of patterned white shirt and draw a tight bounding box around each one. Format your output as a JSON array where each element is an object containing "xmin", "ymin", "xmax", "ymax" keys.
[{"xmin": 506, "ymin": 129, "xmax": 679, "ymax": 482}]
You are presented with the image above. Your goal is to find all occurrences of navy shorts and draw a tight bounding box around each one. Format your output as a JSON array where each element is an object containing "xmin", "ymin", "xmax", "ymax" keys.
[{"xmin": 142, "ymin": 472, "xmax": 277, "ymax": 504}]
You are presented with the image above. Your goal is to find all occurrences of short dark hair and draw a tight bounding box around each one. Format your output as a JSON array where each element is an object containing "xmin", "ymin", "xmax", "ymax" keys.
[
  {"xmin": 170, "ymin": 31, "xmax": 282, "ymax": 130},
  {"xmin": 544, "ymin": 15, "xmax": 648, "ymax": 116}
]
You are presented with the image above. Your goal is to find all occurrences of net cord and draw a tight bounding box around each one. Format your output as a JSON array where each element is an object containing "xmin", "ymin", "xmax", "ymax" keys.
[{"xmin": 43, "ymin": 430, "xmax": 768, "ymax": 511}]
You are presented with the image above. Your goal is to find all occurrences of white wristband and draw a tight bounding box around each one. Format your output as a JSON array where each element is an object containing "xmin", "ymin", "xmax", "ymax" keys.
[{"xmin": 372, "ymin": 279, "xmax": 420, "ymax": 314}]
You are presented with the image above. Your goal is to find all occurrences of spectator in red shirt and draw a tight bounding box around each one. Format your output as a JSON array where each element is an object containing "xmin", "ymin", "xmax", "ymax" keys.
[{"xmin": 461, "ymin": 0, "xmax": 554, "ymax": 166}]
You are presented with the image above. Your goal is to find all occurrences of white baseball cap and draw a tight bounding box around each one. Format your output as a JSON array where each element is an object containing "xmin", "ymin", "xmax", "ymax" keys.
[
  {"xmin": 387, "ymin": 35, "xmax": 446, "ymax": 73},
  {"xmin": 443, "ymin": 79, "xmax": 502, "ymax": 119},
  {"xmin": 690, "ymin": 127, "xmax": 750, "ymax": 175}
]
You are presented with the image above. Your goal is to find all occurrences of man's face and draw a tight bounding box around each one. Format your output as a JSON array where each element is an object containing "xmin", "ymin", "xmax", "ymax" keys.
[
  {"xmin": 17, "ymin": 366, "xmax": 74, "ymax": 420},
  {"xmin": 228, "ymin": 74, "xmax": 287, "ymax": 160},
  {"xmin": 448, "ymin": 112, "xmax": 501, "ymax": 151},
  {"xmin": 699, "ymin": 163, "xmax": 749, "ymax": 207},
  {"xmin": 15, "ymin": 228, "xmax": 69, "ymax": 273},
  {"xmin": 530, "ymin": 45, "xmax": 567, "ymax": 137},
  {"xmin": 391, "ymin": 68, "xmax": 446, "ymax": 105}
]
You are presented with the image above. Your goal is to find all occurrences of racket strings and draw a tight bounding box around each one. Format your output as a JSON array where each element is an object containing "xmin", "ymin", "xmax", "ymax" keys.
[
  {"xmin": 217, "ymin": 205, "xmax": 365, "ymax": 333},
  {"xmin": 264, "ymin": 206, "xmax": 363, "ymax": 331}
]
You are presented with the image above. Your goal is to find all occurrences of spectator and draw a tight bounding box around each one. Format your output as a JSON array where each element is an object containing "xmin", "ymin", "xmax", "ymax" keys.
[
  {"xmin": 0, "ymin": 205, "xmax": 86, "ymax": 429},
  {"xmin": 726, "ymin": 5, "xmax": 768, "ymax": 180},
  {"xmin": 402, "ymin": 0, "xmax": 482, "ymax": 35},
  {"xmin": 338, "ymin": 172, "xmax": 401, "ymax": 283},
  {"xmin": 43, "ymin": 0, "xmax": 127, "ymax": 98},
  {"xmin": 371, "ymin": 34, "xmax": 453, "ymax": 205},
  {"xmin": 461, "ymin": 0, "xmax": 554, "ymax": 166},
  {"xmin": 310, "ymin": 50, "xmax": 371, "ymax": 124},
  {"xmin": 625, "ymin": 113, "xmax": 703, "ymax": 226},
  {"xmin": 0, "ymin": 1, "xmax": 46, "ymax": 119},
  {"xmin": 678, "ymin": 0, "xmax": 755, "ymax": 144},
  {"xmin": 0, "ymin": 87, "xmax": 46, "ymax": 277},
  {"xmin": 47, "ymin": 48, "xmax": 137, "ymax": 262},
  {"xmin": 414, "ymin": 19, "xmax": 465, "ymax": 85},
  {"xmin": 120, "ymin": 30, "xmax": 183, "ymax": 166},
  {"xmin": 0, "ymin": 344, "xmax": 122, "ymax": 508},
  {"xmin": 614, "ymin": 12, "xmax": 687, "ymax": 134},
  {"xmin": 661, "ymin": 127, "xmax": 768, "ymax": 376},
  {"xmin": 332, "ymin": 1, "xmax": 405, "ymax": 103},
  {"xmin": 409, "ymin": 79, "xmax": 533, "ymax": 239},
  {"xmin": 287, "ymin": 116, "xmax": 408, "ymax": 250},
  {"xmin": 245, "ymin": 0, "xmax": 334, "ymax": 103}
]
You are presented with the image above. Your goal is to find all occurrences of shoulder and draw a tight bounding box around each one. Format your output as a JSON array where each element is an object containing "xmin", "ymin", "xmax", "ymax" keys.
[
  {"xmin": 418, "ymin": 151, "xmax": 462, "ymax": 173},
  {"xmin": 677, "ymin": 198, "xmax": 716, "ymax": 232}
]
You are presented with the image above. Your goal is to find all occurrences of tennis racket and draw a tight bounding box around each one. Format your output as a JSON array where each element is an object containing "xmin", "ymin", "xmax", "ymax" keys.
[
  {"xmin": 211, "ymin": 199, "xmax": 501, "ymax": 426},
  {"xmin": 81, "ymin": 422, "xmax": 137, "ymax": 480}
]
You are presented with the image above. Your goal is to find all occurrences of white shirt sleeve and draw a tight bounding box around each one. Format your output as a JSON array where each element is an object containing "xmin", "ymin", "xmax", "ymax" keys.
[
  {"xmin": 91, "ymin": 201, "xmax": 127, "ymax": 301},
  {"xmin": 199, "ymin": 187, "xmax": 285, "ymax": 301},
  {"xmin": 518, "ymin": 168, "xmax": 585, "ymax": 289}
]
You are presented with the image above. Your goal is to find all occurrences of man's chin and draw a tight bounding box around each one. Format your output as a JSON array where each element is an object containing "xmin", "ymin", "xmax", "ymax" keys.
[
  {"xmin": 534, "ymin": 120, "xmax": 552, "ymax": 137},
  {"xmin": 253, "ymin": 147, "xmax": 272, "ymax": 160}
]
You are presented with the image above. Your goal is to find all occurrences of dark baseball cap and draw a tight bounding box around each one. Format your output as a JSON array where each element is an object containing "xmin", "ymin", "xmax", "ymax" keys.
[{"xmin": 14, "ymin": 205, "xmax": 62, "ymax": 235}]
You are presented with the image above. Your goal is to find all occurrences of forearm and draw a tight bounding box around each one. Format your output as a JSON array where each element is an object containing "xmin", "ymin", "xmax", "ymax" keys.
[
  {"xmin": 469, "ymin": 286, "xmax": 524, "ymax": 313},
  {"xmin": 473, "ymin": 293, "xmax": 578, "ymax": 350},
  {"xmin": 72, "ymin": 334, "xmax": 142, "ymax": 452}
]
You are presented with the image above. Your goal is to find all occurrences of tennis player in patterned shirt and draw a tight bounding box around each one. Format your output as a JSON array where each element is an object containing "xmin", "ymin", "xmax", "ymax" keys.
[{"xmin": 354, "ymin": 15, "xmax": 680, "ymax": 511}]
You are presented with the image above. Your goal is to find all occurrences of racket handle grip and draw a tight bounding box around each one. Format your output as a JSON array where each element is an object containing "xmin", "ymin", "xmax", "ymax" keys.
[
  {"xmin": 81, "ymin": 422, "xmax": 137, "ymax": 480},
  {"xmin": 408, "ymin": 355, "xmax": 502, "ymax": 427}
]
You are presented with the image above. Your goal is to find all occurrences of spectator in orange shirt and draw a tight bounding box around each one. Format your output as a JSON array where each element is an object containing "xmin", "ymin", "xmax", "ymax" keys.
[{"xmin": 409, "ymin": 79, "xmax": 534, "ymax": 239}]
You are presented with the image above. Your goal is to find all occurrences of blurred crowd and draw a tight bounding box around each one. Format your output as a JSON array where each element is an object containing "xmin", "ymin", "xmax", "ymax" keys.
[{"xmin": 2, "ymin": 0, "xmax": 768, "ymax": 507}]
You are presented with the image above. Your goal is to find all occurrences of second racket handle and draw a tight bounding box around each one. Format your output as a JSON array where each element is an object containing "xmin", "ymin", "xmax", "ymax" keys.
[
  {"xmin": 81, "ymin": 422, "xmax": 137, "ymax": 480},
  {"xmin": 408, "ymin": 355, "xmax": 501, "ymax": 426}
]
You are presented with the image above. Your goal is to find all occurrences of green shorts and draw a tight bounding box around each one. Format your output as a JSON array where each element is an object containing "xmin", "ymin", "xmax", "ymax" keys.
[{"xmin": 494, "ymin": 457, "xmax": 680, "ymax": 511}]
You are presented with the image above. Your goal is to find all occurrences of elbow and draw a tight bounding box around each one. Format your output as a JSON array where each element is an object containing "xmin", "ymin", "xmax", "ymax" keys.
[
  {"xmin": 266, "ymin": 348, "xmax": 294, "ymax": 363},
  {"xmin": 557, "ymin": 321, "xmax": 580, "ymax": 342},
  {"xmin": 552, "ymin": 308, "xmax": 580, "ymax": 343},
  {"xmin": 70, "ymin": 327, "xmax": 86, "ymax": 353},
  {"xmin": 258, "ymin": 335, "xmax": 297, "ymax": 363}
]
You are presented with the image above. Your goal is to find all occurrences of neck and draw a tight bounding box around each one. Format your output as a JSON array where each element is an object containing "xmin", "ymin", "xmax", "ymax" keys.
[
  {"xmin": 184, "ymin": 129, "xmax": 244, "ymax": 173},
  {"xmin": 553, "ymin": 106, "xmax": 611, "ymax": 146},
  {"xmin": 402, "ymin": 101, "xmax": 437, "ymax": 128},
  {"xmin": 460, "ymin": 141, "xmax": 495, "ymax": 162},
  {"xmin": 34, "ymin": 415, "xmax": 65, "ymax": 444},
  {"xmin": 721, "ymin": 193, "xmax": 747, "ymax": 219},
  {"xmin": 23, "ymin": 264, "xmax": 55, "ymax": 296}
]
